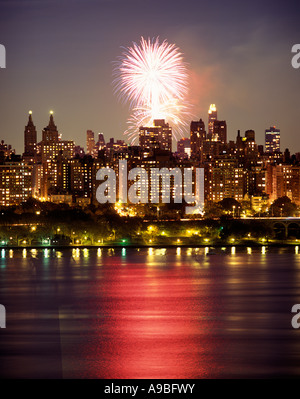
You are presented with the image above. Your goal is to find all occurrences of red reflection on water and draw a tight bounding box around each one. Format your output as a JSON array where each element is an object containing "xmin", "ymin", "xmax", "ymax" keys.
[{"xmin": 61, "ymin": 254, "xmax": 225, "ymax": 378}]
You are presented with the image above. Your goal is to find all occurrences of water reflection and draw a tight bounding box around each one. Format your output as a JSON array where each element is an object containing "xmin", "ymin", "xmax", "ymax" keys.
[
  {"xmin": 148, "ymin": 247, "xmax": 154, "ymax": 257},
  {"xmin": 83, "ymin": 248, "xmax": 89, "ymax": 258},
  {"xmin": 63, "ymin": 254, "xmax": 224, "ymax": 379},
  {"xmin": 70, "ymin": 248, "xmax": 78, "ymax": 259},
  {"xmin": 1, "ymin": 246, "xmax": 300, "ymax": 259},
  {"xmin": 1, "ymin": 247, "xmax": 300, "ymax": 378},
  {"xmin": 31, "ymin": 249, "xmax": 37, "ymax": 257}
]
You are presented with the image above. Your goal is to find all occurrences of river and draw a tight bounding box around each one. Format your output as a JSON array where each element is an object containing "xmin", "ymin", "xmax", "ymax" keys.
[{"xmin": 0, "ymin": 246, "xmax": 300, "ymax": 378}]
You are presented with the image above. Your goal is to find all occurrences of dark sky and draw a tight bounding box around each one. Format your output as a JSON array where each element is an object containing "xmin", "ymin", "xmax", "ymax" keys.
[{"xmin": 0, "ymin": 0, "xmax": 300, "ymax": 153}]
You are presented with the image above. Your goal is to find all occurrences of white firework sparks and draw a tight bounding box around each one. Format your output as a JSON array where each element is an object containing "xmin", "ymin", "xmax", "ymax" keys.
[{"xmin": 113, "ymin": 36, "xmax": 192, "ymax": 143}]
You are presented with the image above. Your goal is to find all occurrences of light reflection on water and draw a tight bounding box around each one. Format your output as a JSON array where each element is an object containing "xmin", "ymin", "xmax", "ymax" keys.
[{"xmin": 1, "ymin": 247, "xmax": 300, "ymax": 378}]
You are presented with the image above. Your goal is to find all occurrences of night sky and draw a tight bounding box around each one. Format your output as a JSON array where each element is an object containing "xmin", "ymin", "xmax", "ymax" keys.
[{"xmin": 0, "ymin": 0, "xmax": 300, "ymax": 153}]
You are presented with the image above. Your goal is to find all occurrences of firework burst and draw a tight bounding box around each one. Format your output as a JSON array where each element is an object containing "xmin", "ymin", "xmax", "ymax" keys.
[{"xmin": 113, "ymin": 37, "xmax": 192, "ymax": 143}]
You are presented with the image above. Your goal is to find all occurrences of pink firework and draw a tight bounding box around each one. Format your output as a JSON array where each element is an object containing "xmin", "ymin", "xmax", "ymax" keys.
[{"xmin": 113, "ymin": 37, "xmax": 192, "ymax": 143}]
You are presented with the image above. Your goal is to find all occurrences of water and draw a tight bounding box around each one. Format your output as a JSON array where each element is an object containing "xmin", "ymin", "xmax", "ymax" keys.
[{"xmin": 1, "ymin": 246, "xmax": 300, "ymax": 379}]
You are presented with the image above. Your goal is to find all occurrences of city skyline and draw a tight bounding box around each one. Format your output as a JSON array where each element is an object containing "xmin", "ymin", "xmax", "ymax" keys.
[
  {"xmin": 0, "ymin": 108, "xmax": 291, "ymax": 156},
  {"xmin": 0, "ymin": 0, "xmax": 300, "ymax": 154},
  {"xmin": 1, "ymin": 104, "xmax": 299, "ymax": 211}
]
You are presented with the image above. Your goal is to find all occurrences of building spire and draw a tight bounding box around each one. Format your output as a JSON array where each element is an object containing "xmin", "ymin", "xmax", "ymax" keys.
[
  {"xmin": 24, "ymin": 111, "xmax": 37, "ymax": 156},
  {"xmin": 26, "ymin": 111, "xmax": 35, "ymax": 128},
  {"xmin": 48, "ymin": 111, "xmax": 56, "ymax": 129},
  {"xmin": 27, "ymin": 110, "xmax": 34, "ymax": 125},
  {"xmin": 42, "ymin": 111, "xmax": 59, "ymax": 142}
]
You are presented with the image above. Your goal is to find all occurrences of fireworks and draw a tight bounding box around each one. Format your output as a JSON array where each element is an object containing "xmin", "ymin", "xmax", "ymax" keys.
[{"xmin": 113, "ymin": 37, "xmax": 191, "ymax": 143}]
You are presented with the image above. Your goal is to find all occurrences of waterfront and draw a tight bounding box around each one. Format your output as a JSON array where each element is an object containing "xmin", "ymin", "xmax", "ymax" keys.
[{"xmin": 1, "ymin": 246, "xmax": 300, "ymax": 378}]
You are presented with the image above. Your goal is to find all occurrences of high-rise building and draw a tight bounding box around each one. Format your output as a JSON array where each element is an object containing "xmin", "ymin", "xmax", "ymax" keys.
[
  {"xmin": 42, "ymin": 111, "xmax": 59, "ymax": 142},
  {"xmin": 265, "ymin": 126, "xmax": 280, "ymax": 153},
  {"xmin": 205, "ymin": 161, "xmax": 246, "ymax": 203},
  {"xmin": 92, "ymin": 133, "xmax": 106, "ymax": 156},
  {"xmin": 39, "ymin": 112, "xmax": 74, "ymax": 199},
  {"xmin": 96, "ymin": 133, "xmax": 105, "ymax": 150},
  {"xmin": 190, "ymin": 119, "xmax": 206, "ymax": 160},
  {"xmin": 69, "ymin": 156, "xmax": 106, "ymax": 203},
  {"xmin": 0, "ymin": 161, "xmax": 32, "ymax": 206},
  {"xmin": 266, "ymin": 164, "xmax": 300, "ymax": 205},
  {"xmin": 24, "ymin": 111, "xmax": 37, "ymax": 156},
  {"xmin": 139, "ymin": 119, "xmax": 172, "ymax": 153},
  {"xmin": 213, "ymin": 120, "xmax": 227, "ymax": 144},
  {"xmin": 40, "ymin": 113, "xmax": 74, "ymax": 164},
  {"xmin": 86, "ymin": 130, "xmax": 95, "ymax": 156},
  {"xmin": 208, "ymin": 104, "xmax": 217, "ymax": 140}
]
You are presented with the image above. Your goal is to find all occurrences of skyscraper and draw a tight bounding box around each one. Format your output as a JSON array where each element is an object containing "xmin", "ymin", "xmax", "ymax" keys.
[
  {"xmin": 190, "ymin": 119, "xmax": 206, "ymax": 159},
  {"xmin": 96, "ymin": 133, "xmax": 105, "ymax": 150},
  {"xmin": 40, "ymin": 112, "xmax": 74, "ymax": 163},
  {"xmin": 86, "ymin": 130, "xmax": 95, "ymax": 156},
  {"xmin": 39, "ymin": 112, "xmax": 74, "ymax": 199},
  {"xmin": 208, "ymin": 104, "xmax": 217, "ymax": 140},
  {"xmin": 24, "ymin": 111, "xmax": 37, "ymax": 156},
  {"xmin": 265, "ymin": 126, "xmax": 280, "ymax": 153},
  {"xmin": 213, "ymin": 120, "xmax": 227, "ymax": 144},
  {"xmin": 42, "ymin": 111, "xmax": 59, "ymax": 142}
]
